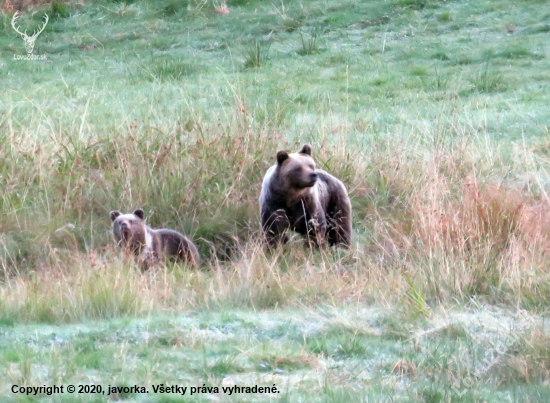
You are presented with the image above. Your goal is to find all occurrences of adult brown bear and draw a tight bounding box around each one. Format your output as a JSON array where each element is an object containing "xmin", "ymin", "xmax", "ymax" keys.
[
  {"xmin": 110, "ymin": 208, "xmax": 200, "ymax": 268},
  {"xmin": 259, "ymin": 144, "xmax": 352, "ymax": 247}
]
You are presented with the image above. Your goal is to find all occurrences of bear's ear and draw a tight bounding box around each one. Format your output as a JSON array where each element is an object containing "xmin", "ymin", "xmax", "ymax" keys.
[
  {"xmin": 277, "ymin": 150, "xmax": 289, "ymax": 165},
  {"xmin": 133, "ymin": 208, "xmax": 145, "ymax": 220},
  {"xmin": 110, "ymin": 211, "xmax": 121, "ymax": 222},
  {"xmin": 299, "ymin": 144, "xmax": 312, "ymax": 156}
]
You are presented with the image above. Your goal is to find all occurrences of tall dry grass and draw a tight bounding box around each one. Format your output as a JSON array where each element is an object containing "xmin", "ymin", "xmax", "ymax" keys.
[{"xmin": 1, "ymin": 98, "xmax": 550, "ymax": 323}]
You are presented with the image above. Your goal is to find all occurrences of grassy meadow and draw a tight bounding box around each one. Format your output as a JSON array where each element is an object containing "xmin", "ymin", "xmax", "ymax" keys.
[{"xmin": 1, "ymin": 0, "xmax": 550, "ymax": 400}]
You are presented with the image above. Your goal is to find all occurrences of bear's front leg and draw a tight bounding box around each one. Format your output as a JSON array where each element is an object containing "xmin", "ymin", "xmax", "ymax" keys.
[
  {"xmin": 303, "ymin": 198, "xmax": 328, "ymax": 247},
  {"xmin": 137, "ymin": 248, "xmax": 158, "ymax": 271},
  {"xmin": 306, "ymin": 217, "xmax": 327, "ymax": 248},
  {"xmin": 261, "ymin": 208, "xmax": 290, "ymax": 247}
]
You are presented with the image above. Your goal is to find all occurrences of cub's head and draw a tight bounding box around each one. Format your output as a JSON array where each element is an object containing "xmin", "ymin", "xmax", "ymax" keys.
[
  {"xmin": 110, "ymin": 208, "xmax": 147, "ymax": 249},
  {"xmin": 276, "ymin": 144, "xmax": 318, "ymax": 189}
]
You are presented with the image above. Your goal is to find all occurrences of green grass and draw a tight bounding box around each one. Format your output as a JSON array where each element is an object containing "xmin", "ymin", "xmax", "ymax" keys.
[
  {"xmin": 0, "ymin": 308, "xmax": 547, "ymax": 402},
  {"xmin": 297, "ymin": 27, "xmax": 322, "ymax": 56},
  {"xmin": 0, "ymin": 0, "xmax": 550, "ymax": 400},
  {"xmin": 142, "ymin": 57, "xmax": 201, "ymax": 82},
  {"xmin": 243, "ymin": 39, "xmax": 271, "ymax": 70}
]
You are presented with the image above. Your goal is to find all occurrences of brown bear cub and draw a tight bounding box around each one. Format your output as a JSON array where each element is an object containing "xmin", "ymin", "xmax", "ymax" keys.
[
  {"xmin": 259, "ymin": 144, "xmax": 352, "ymax": 247},
  {"xmin": 110, "ymin": 208, "xmax": 200, "ymax": 268}
]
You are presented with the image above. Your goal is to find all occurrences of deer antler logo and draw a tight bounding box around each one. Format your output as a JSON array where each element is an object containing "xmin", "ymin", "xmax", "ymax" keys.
[{"xmin": 11, "ymin": 11, "xmax": 49, "ymax": 54}]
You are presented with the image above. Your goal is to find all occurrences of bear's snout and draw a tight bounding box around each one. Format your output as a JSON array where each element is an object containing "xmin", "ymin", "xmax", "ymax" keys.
[
  {"xmin": 118, "ymin": 221, "xmax": 131, "ymax": 237},
  {"xmin": 308, "ymin": 172, "xmax": 318, "ymax": 185}
]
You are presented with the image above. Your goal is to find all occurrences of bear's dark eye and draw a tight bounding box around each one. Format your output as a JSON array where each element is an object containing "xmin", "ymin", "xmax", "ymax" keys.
[
  {"xmin": 294, "ymin": 166, "xmax": 302, "ymax": 173},
  {"xmin": 129, "ymin": 220, "xmax": 133, "ymax": 224}
]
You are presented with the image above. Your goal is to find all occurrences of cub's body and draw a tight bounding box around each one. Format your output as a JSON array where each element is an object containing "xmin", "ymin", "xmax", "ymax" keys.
[{"xmin": 110, "ymin": 209, "xmax": 199, "ymax": 268}]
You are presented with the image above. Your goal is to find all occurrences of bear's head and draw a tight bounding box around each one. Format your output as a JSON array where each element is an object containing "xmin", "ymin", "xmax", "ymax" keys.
[
  {"xmin": 110, "ymin": 208, "xmax": 147, "ymax": 251},
  {"xmin": 276, "ymin": 144, "xmax": 318, "ymax": 189}
]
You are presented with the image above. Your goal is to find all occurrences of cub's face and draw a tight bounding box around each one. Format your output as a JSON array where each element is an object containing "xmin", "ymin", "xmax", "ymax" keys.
[
  {"xmin": 110, "ymin": 208, "xmax": 147, "ymax": 248},
  {"xmin": 277, "ymin": 144, "xmax": 318, "ymax": 189}
]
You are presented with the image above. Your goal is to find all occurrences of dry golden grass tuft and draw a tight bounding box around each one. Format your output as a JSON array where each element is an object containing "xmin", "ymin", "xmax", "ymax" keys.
[{"xmin": 214, "ymin": 1, "xmax": 229, "ymax": 15}]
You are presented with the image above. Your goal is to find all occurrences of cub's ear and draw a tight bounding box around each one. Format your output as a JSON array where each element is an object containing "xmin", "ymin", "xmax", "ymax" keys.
[
  {"xmin": 299, "ymin": 144, "xmax": 312, "ymax": 156},
  {"xmin": 133, "ymin": 208, "xmax": 145, "ymax": 220},
  {"xmin": 110, "ymin": 211, "xmax": 121, "ymax": 222},
  {"xmin": 276, "ymin": 150, "xmax": 289, "ymax": 165}
]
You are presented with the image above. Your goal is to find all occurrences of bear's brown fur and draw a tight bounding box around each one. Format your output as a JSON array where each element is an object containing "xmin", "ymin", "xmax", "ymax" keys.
[
  {"xmin": 110, "ymin": 208, "xmax": 200, "ymax": 268},
  {"xmin": 259, "ymin": 144, "xmax": 352, "ymax": 247}
]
